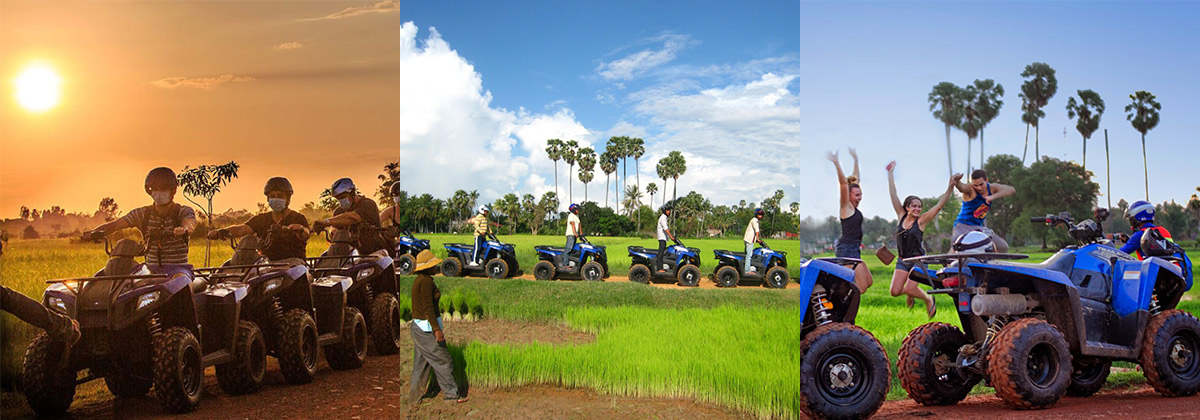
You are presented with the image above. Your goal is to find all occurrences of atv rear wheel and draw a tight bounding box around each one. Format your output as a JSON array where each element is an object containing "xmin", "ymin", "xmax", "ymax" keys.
[
  {"xmin": 216, "ymin": 321, "xmax": 267, "ymax": 395},
  {"xmin": 277, "ymin": 309, "xmax": 319, "ymax": 385},
  {"xmin": 533, "ymin": 261, "xmax": 556, "ymax": 281},
  {"xmin": 897, "ymin": 322, "xmax": 978, "ymax": 406},
  {"xmin": 581, "ymin": 261, "xmax": 604, "ymax": 282},
  {"xmin": 986, "ymin": 317, "xmax": 1071, "ymax": 409},
  {"xmin": 22, "ymin": 332, "xmax": 76, "ymax": 416},
  {"xmin": 628, "ymin": 264, "xmax": 651, "ymax": 284},
  {"xmin": 395, "ymin": 254, "xmax": 416, "ymax": 275},
  {"xmin": 676, "ymin": 264, "xmax": 701, "ymax": 287},
  {"xmin": 798, "ymin": 323, "xmax": 890, "ymax": 420},
  {"xmin": 369, "ymin": 293, "xmax": 403, "ymax": 355},
  {"xmin": 765, "ymin": 266, "xmax": 789, "ymax": 289},
  {"xmin": 715, "ymin": 266, "xmax": 739, "ymax": 288},
  {"xmin": 440, "ymin": 257, "xmax": 462, "ymax": 278},
  {"xmin": 1141, "ymin": 309, "xmax": 1200, "ymax": 397},
  {"xmin": 485, "ymin": 258, "xmax": 510, "ymax": 279},
  {"xmin": 1066, "ymin": 358, "xmax": 1110, "ymax": 397},
  {"xmin": 152, "ymin": 326, "xmax": 204, "ymax": 413},
  {"xmin": 324, "ymin": 307, "xmax": 368, "ymax": 370}
]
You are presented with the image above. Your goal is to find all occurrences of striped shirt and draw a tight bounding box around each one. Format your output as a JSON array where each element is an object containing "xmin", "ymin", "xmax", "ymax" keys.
[
  {"xmin": 120, "ymin": 204, "xmax": 196, "ymax": 265},
  {"xmin": 470, "ymin": 214, "xmax": 490, "ymax": 237}
]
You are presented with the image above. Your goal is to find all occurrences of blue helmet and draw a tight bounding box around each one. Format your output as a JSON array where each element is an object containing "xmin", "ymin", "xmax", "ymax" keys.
[
  {"xmin": 569, "ymin": 203, "xmax": 579, "ymax": 213},
  {"xmin": 331, "ymin": 178, "xmax": 356, "ymax": 196},
  {"xmin": 755, "ymin": 208, "xmax": 764, "ymax": 217},
  {"xmin": 1126, "ymin": 200, "xmax": 1155, "ymax": 225}
]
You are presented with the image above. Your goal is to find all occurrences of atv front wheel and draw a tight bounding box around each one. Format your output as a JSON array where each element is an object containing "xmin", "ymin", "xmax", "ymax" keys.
[
  {"xmin": 986, "ymin": 317, "xmax": 1071, "ymax": 409},
  {"xmin": 105, "ymin": 374, "xmax": 152, "ymax": 398},
  {"xmin": 715, "ymin": 266, "xmax": 739, "ymax": 288},
  {"xmin": 765, "ymin": 266, "xmax": 789, "ymax": 289},
  {"xmin": 897, "ymin": 322, "xmax": 979, "ymax": 406},
  {"xmin": 325, "ymin": 307, "xmax": 368, "ymax": 370},
  {"xmin": 369, "ymin": 293, "xmax": 403, "ymax": 355},
  {"xmin": 485, "ymin": 258, "xmax": 510, "ymax": 279},
  {"xmin": 798, "ymin": 323, "xmax": 890, "ymax": 420},
  {"xmin": 628, "ymin": 264, "xmax": 651, "ymax": 284},
  {"xmin": 676, "ymin": 264, "xmax": 701, "ymax": 287},
  {"xmin": 440, "ymin": 257, "xmax": 462, "ymax": 278},
  {"xmin": 22, "ymin": 332, "xmax": 76, "ymax": 416},
  {"xmin": 1066, "ymin": 358, "xmax": 1110, "ymax": 397},
  {"xmin": 395, "ymin": 254, "xmax": 416, "ymax": 275},
  {"xmin": 533, "ymin": 261, "xmax": 556, "ymax": 281},
  {"xmin": 216, "ymin": 321, "xmax": 267, "ymax": 395},
  {"xmin": 277, "ymin": 309, "xmax": 319, "ymax": 385},
  {"xmin": 1141, "ymin": 309, "xmax": 1200, "ymax": 397},
  {"xmin": 581, "ymin": 261, "xmax": 604, "ymax": 282},
  {"xmin": 153, "ymin": 326, "xmax": 204, "ymax": 413}
]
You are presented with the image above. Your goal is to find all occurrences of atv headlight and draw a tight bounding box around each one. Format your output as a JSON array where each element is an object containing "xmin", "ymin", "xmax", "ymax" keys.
[
  {"xmin": 137, "ymin": 291, "xmax": 161, "ymax": 310},
  {"xmin": 48, "ymin": 297, "xmax": 67, "ymax": 312},
  {"xmin": 263, "ymin": 278, "xmax": 282, "ymax": 292},
  {"xmin": 356, "ymin": 266, "xmax": 377, "ymax": 280}
]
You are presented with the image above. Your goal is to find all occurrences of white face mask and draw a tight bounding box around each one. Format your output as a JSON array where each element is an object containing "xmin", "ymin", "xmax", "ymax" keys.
[
  {"xmin": 268, "ymin": 198, "xmax": 287, "ymax": 212},
  {"xmin": 338, "ymin": 197, "xmax": 353, "ymax": 210},
  {"xmin": 151, "ymin": 191, "xmax": 172, "ymax": 206}
]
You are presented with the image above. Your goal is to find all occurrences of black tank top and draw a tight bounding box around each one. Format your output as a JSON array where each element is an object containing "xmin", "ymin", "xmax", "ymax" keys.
[
  {"xmin": 839, "ymin": 208, "xmax": 863, "ymax": 245},
  {"xmin": 896, "ymin": 213, "xmax": 925, "ymax": 258}
]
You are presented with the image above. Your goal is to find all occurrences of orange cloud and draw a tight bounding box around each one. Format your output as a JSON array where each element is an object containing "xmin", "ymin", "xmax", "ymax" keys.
[
  {"xmin": 150, "ymin": 74, "xmax": 257, "ymax": 90},
  {"xmin": 297, "ymin": 1, "xmax": 398, "ymax": 22},
  {"xmin": 275, "ymin": 42, "xmax": 304, "ymax": 50}
]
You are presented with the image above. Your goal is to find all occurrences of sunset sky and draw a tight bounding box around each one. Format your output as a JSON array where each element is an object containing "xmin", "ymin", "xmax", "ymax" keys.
[{"xmin": 1, "ymin": 1, "xmax": 399, "ymax": 219}]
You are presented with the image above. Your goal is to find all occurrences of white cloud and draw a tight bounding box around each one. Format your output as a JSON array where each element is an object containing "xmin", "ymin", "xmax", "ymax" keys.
[
  {"xmin": 275, "ymin": 42, "xmax": 303, "ymax": 50},
  {"xmin": 150, "ymin": 74, "xmax": 256, "ymax": 89},
  {"xmin": 596, "ymin": 33, "xmax": 697, "ymax": 81},
  {"xmin": 297, "ymin": 1, "xmax": 398, "ymax": 22}
]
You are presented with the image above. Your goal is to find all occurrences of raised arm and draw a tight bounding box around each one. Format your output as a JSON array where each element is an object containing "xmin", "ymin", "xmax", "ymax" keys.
[
  {"xmin": 826, "ymin": 151, "xmax": 849, "ymax": 207},
  {"xmin": 920, "ymin": 174, "xmax": 960, "ymax": 227},
  {"xmin": 954, "ymin": 175, "xmax": 973, "ymax": 196},
  {"xmin": 886, "ymin": 161, "xmax": 902, "ymax": 216},
  {"xmin": 984, "ymin": 183, "xmax": 1016, "ymax": 202},
  {"xmin": 848, "ymin": 148, "xmax": 861, "ymax": 182}
]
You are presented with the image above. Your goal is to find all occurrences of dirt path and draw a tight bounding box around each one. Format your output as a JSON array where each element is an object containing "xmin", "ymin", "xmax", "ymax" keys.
[
  {"xmin": 874, "ymin": 388, "xmax": 1200, "ymax": 419},
  {"xmin": 511, "ymin": 273, "xmax": 796, "ymax": 290}
]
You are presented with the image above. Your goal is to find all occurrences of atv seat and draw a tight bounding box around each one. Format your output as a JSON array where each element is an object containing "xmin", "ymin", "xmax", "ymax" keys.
[
  {"xmin": 445, "ymin": 243, "xmax": 471, "ymax": 249},
  {"xmin": 535, "ymin": 246, "xmax": 566, "ymax": 253},
  {"xmin": 715, "ymin": 250, "xmax": 747, "ymax": 258},
  {"xmin": 629, "ymin": 246, "xmax": 658, "ymax": 255}
]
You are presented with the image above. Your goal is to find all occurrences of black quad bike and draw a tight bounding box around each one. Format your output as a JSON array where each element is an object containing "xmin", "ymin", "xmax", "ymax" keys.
[
  {"xmin": 710, "ymin": 239, "xmax": 791, "ymax": 288},
  {"xmin": 532, "ymin": 236, "xmax": 610, "ymax": 281},
  {"xmin": 308, "ymin": 227, "xmax": 403, "ymax": 356},
  {"xmin": 391, "ymin": 228, "xmax": 431, "ymax": 275},
  {"xmin": 627, "ymin": 238, "xmax": 703, "ymax": 287},
  {"xmin": 441, "ymin": 233, "xmax": 521, "ymax": 279},
  {"xmin": 897, "ymin": 209, "xmax": 1197, "ymax": 410},
  {"xmin": 24, "ymin": 230, "xmax": 263, "ymax": 415}
]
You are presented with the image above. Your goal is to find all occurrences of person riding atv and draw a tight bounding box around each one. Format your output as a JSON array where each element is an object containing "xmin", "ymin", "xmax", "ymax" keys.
[
  {"xmin": 744, "ymin": 208, "xmax": 764, "ymax": 274},
  {"xmin": 311, "ymin": 178, "xmax": 390, "ymax": 255},
  {"xmin": 468, "ymin": 205, "xmax": 500, "ymax": 266},
  {"xmin": 566, "ymin": 203, "xmax": 582, "ymax": 256},
  {"xmin": 655, "ymin": 205, "xmax": 678, "ymax": 272},
  {"xmin": 1119, "ymin": 200, "xmax": 1176, "ymax": 260},
  {"xmin": 87, "ymin": 167, "xmax": 197, "ymax": 278},
  {"xmin": 207, "ymin": 177, "xmax": 309, "ymax": 261}
]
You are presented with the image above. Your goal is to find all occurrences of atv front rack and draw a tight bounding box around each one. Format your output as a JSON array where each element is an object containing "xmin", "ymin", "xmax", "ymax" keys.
[{"xmin": 902, "ymin": 253, "xmax": 1029, "ymax": 295}]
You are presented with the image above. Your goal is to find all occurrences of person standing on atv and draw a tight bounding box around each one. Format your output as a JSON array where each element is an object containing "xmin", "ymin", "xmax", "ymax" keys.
[
  {"xmin": 468, "ymin": 205, "xmax": 493, "ymax": 266},
  {"xmin": 207, "ymin": 177, "xmax": 309, "ymax": 261},
  {"xmin": 951, "ymin": 169, "xmax": 1014, "ymax": 253},
  {"xmin": 655, "ymin": 205, "xmax": 678, "ymax": 272},
  {"xmin": 87, "ymin": 167, "xmax": 198, "ymax": 281},
  {"xmin": 566, "ymin": 203, "xmax": 582, "ymax": 256},
  {"xmin": 408, "ymin": 250, "xmax": 467, "ymax": 404},
  {"xmin": 1119, "ymin": 200, "xmax": 1176, "ymax": 259},
  {"xmin": 743, "ymin": 209, "xmax": 764, "ymax": 274},
  {"xmin": 886, "ymin": 161, "xmax": 958, "ymax": 318},
  {"xmin": 311, "ymin": 178, "xmax": 390, "ymax": 256},
  {"xmin": 826, "ymin": 148, "xmax": 873, "ymax": 292}
]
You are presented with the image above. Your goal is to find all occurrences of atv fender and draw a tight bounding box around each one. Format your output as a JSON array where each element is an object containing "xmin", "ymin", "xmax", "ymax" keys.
[
  {"xmin": 795, "ymin": 259, "xmax": 856, "ymax": 326},
  {"xmin": 1113, "ymin": 257, "xmax": 1184, "ymax": 317}
]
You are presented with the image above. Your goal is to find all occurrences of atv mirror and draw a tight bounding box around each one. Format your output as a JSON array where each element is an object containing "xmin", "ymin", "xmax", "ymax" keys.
[{"xmin": 1094, "ymin": 208, "xmax": 1110, "ymax": 222}]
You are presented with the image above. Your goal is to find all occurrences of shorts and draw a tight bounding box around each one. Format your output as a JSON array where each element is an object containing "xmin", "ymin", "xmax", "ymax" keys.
[
  {"xmin": 834, "ymin": 240, "xmax": 861, "ymax": 259},
  {"xmin": 895, "ymin": 259, "xmax": 927, "ymax": 273}
]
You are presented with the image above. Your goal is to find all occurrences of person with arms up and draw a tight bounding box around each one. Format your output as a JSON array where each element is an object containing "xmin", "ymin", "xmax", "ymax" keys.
[
  {"xmin": 886, "ymin": 161, "xmax": 958, "ymax": 317},
  {"xmin": 826, "ymin": 148, "xmax": 873, "ymax": 292},
  {"xmin": 408, "ymin": 250, "xmax": 468, "ymax": 404},
  {"xmin": 951, "ymin": 169, "xmax": 1015, "ymax": 252},
  {"xmin": 208, "ymin": 177, "xmax": 309, "ymax": 261}
]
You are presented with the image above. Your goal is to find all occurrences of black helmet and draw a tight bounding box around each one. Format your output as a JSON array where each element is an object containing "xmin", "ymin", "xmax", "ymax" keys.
[
  {"xmin": 389, "ymin": 181, "xmax": 403, "ymax": 197},
  {"xmin": 1140, "ymin": 227, "xmax": 1176, "ymax": 258},
  {"xmin": 144, "ymin": 167, "xmax": 177, "ymax": 194},
  {"xmin": 661, "ymin": 204, "xmax": 672, "ymax": 214},
  {"xmin": 331, "ymin": 178, "xmax": 356, "ymax": 196},
  {"xmin": 755, "ymin": 208, "xmax": 765, "ymax": 217},
  {"xmin": 264, "ymin": 177, "xmax": 294, "ymax": 197}
]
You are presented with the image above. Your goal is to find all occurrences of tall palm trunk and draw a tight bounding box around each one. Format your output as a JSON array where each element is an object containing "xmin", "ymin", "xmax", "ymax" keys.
[
  {"xmin": 1141, "ymin": 133, "xmax": 1149, "ymax": 200},
  {"xmin": 552, "ymin": 161, "xmax": 559, "ymax": 207},
  {"xmin": 634, "ymin": 158, "xmax": 640, "ymax": 206},
  {"xmin": 980, "ymin": 128, "xmax": 986, "ymax": 169},
  {"xmin": 568, "ymin": 165, "xmax": 573, "ymax": 204},
  {"xmin": 944, "ymin": 124, "xmax": 953, "ymax": 177},
  {"xmin": 604, "ymin": 175, "xmax": 610, "ymax": 208},
  {"xmin": 1035, "ymin": 125, "xmax": 1040, "ymax": 163},
  {"xmin": 1104, "ymin": 129, "xmax": 1112, "ymax": 232},
  {"xmin": 1082, "ymin": 136, "xmax": 1087, "ymax": 175},
  {"xmin": 583, "ymin": 183, "xmax": 588, "ymax": 203},
  {"xmin": 1022, "ymin": 124, "xmax": 1030, "ymax": 163},
  {"xmin": 967, "ymin": 138, "xmax": 973, "ymax": 173}
]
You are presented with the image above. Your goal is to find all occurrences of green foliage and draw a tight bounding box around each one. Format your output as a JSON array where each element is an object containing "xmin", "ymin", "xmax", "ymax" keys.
[
  {"xmin": 1009, "ymin": 157, "xmax": 1100, "ymax": 248},
  {"xmin": 375, "ymin": 161, "xmax": 400, "ymax": 202}
]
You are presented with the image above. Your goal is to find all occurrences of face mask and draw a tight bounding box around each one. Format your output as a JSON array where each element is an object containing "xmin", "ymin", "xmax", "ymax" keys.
[
  {"xmin": 393, "ymin": 197, "xmax": 402, "ymax": 205},
  {"xmin": 338, "ymin": 197, "xmax": 353, "ymax": 210},
  {"xmin": 268, "ymin": 198, "xmax": 287, "ymax": 212},
  {"xmin": 151, "ymin": 191, "xmax": 172, "ymax": 206}
]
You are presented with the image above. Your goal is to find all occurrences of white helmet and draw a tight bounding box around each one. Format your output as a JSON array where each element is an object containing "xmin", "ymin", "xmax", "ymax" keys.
[
  {"xmin": 953, "ymin": 231, "xmax": 995, "ymax": 254},
  {"xmin": 478, "ymin": 205, "xmax": 489, "ymax": 214}
]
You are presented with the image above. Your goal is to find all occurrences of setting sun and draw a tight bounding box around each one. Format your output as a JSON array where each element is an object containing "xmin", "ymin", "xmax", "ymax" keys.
[{"xmin": 14, "ymin": 64, "xmax": 61, "ymax": 112}]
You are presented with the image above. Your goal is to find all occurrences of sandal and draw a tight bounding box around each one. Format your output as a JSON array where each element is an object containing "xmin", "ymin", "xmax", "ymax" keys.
[{"xmin": 444, "ymin": 396, "xmax": 469, "ymax": 403}]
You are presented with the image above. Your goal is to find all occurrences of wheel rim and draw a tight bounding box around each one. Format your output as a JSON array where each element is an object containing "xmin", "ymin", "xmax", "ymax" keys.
[
  {"xmin": 536, "ymin": 265, "xmax": 551, "ymax": 279},
  {"xmin": 353, "ymin": 319, "xmax": 368, "ymax": 357},
  {"xmin": 302, "ymin": 325, "xmax": 318, "ymax": 369},
  {"xmin": 721, "ymin": 271, "xmax": 736, "ymax": 286},
  {"xmin": 632, "ymin": 269, "xmax": 647, "ymax": 283},
  {"xmin": 399, "ymin": 259, "xmax": 412, "ymax": 273},
  {"xmin": 1026, "ymin": 342, "xmax": 1061, "ymax": 389},
  {"xmin": 1168, "ymin": 331, "xmax": 1200, "ymax": 380},
  {"xmin": 390, "ymin": 306, "xmax": 403, "ymax": 343},
  {"xmin": 586, "ymin": 267, "xmax": 599, "ymax": 280},
  {"xmin": 817, "ymin": 347, "xmax": 871, "ymax": 406},
  {"xmin": 770, "ymin": 272, "xmax": 784, "ymax": 287},
  {"xmin": 182, "ymin": 343, "xmax": 203, "ymax": 396},
  {"xmin": 1073, "ymin": 361, "xmax": 1104, "ymax": 383},
  {"xmin": 250, "ymin": 334, "xmax": 266, "ymax": 379}
]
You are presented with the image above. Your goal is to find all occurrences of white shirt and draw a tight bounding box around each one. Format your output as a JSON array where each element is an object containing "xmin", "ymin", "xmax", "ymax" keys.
[
  {"xmin": 657, "ymin": 214, "xmax": 670, "ymax": 241},
  {"xmin": 566, "ymin": 213, "xmax": 581, "ymax": 237},
  {"xmin": 744, "ymin": 217, "xmax": 760, "ymax": 243}
]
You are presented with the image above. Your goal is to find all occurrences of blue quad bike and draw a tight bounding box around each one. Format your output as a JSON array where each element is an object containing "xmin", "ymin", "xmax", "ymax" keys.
[
  {"xmin": 627, "ymin": 238, "xmax": 703, "ymax": 287},
  {"xmin": 532, "ymin": 236, "xmax": 610, "ymax": 282},
  {"xmin": 24, "ymin": 230, "xmax": 262, "ymax": 415},
  {"xmin": 792, "ymin": 256, "xmax": 892, "ymax": 419},
  {"xmin": 308, "ymin": 227, "xmax": 403, "ymax": 356},
  {"xmin": 391, "ymin": 228, "xmax": 430, "ymax": 275},
  {"xmin": 710, "ymin": 240, "xmax": 791, "ymax": 289},
  {"xmin": 440, "ymin": 233, "xmax": 521, "ymax": 279},
  {"xmin": 897, "ymin": 209, "xmax": 1197, "ymax": 410}
]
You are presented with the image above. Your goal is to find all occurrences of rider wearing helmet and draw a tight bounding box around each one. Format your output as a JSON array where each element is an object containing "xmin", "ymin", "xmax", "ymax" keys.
[
  {"xmin": 207, "ymin": 177, "xmax": 310, "ymax": 261},
  {"xmin": 468, "ymin": 205, "xmax": 494, "ymax": 266},
  {"xmin": 311, "ymin": 178, "xmax": 389, "ymax": 255},
  {"xmin": 743, "ymin": 209, "xmax": 765, "ymax": 275},
  {"xmin": 88, "ymin": 167, "xmax": 198, "ymax": 269},
  {"xmin": 655, "ymin": 205, "xmax": 678, "ymax": 272},
  {"xmin": 1119, "ymin": 200, "xmax": 1175, "ymax": 260},
  {"xmin": 565, "ymin": 203, "xmax": 582, "ymax": 257}
]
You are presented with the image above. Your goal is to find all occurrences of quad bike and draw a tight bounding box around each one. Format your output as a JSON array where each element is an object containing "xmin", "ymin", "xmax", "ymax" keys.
[
  {"xmin": 532, "ymin": 236, "xmax": 610, "ymax": 281},
  {"xmin": 391, "ymin": 228, "xmax": 430, "ymax": 275},
  {"xmin": 627, "ymin": 238, "xmax": 703, "ymax": 287},
  {"xmin": 710, "ymin": 239, "xmax": 790, "ymax": 288},
  {"xmin": 441, "ymin": 233, "xmax": 521, "ymax": 279},
  {"xmin": 308, "ymin": 226, "xmax": 402, "ymax": 356},
  {"xmin": 897, "ymin": 208, "xmax": 1196, "ymax": 410},
  {"xmin": 24, "ymin": 230, "xmax": 262, "ymax": 415},
  {"xmin": 793, "ymin": 256, "xmax": 892, "ymax": 419}
]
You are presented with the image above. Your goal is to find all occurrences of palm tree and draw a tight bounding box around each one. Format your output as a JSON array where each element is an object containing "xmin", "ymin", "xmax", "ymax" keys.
[
  {"xmin": 622, "ymin": 185, "xmax": 642, "ymax": 217},
  {"xmin": 656, "ymin": 158, "xmax": 671, "ymax": 207},
  {"xmin": 972, "ymin": 79, "xmax": 1004, "ymax": 166},
  {"xmin": 929, "ymin": 82, "xmax": 963, "ymax": 177},
  {"xmin": 600, "ymin": 150, "xmax": 617, "ymax": 208},
  {"xmin": 1066, "ymin": 89, "xmax": 1105, "ymax": 174},
  {"xmin": 1125, "ymin": 90, "xmax": 1161, "ymax": 200},
  {"xmin": 545, "ymin": 139, "xmax": 564, "ymax": 201},
  {"xmin": 1020, "ymin": 62, "xmax": 1058, "ymax": 163},
  {"xmin": 646, "ymin": 182, "xmax": 658, "ymax": 208},
  {"xmin": 629, "ymin": 137, "xmax": 645, "ymax": 199},
  {"xmin": 563, "ymin": 140, "xmax": 579, "ymax": 204},
  {"xmin": 667, "ymin": 151, "xmax": 687, "ymax": 206},
  {"xmin": 605, "ymin": 137, "xmax": 623, "ymax": 200},
  {"xmin": 790, "ymin": 201, "xmax": 799, "ymax": 215},
  {"xmin": 958, "ymin": 86, "xmax": 981, "ymax": 172},
  {"xmin": 577, "ymin": 147, "xmax": 596, "ymax": 203},
  {"xmin": 1019, "ymin": 95, "xmax": 1041, "ymax": 163},
  {"xmin": 578, "ymin": 164, "xmax": 594, "ymax": 203}
]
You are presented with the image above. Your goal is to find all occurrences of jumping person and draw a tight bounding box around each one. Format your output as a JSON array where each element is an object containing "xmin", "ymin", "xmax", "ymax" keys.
[
  {"xmin": 468, "ymin": 205, "xmax": 492, "ymax": 266},
  {"xmin": 655, "ymin": 205, "xmax": 677, "ymax": 272},
  {"xmin": 1119, "ymin": 200, "xmax": 1176, "ymax": 259},
  {"xmin": 2, "ymin": 286, "xmax": 80, "ymax": 345},
  {"xmin": 208, "ymin": 177, "xmax": 309, "ymax": 261},
  {"xmin": 826, "ymin": 148, "xmax": 873, "ymax": 292},
  {"xmin": 951, "ymin": 169, "xmax": 1014, "ymax": 253},
  {"xmin": 311, "ymin": 178, "xmax": 390, "ymax": 256},
  {"xmin": 565, "ymin": 203, "xmax": 582, "ymax": 256},
  {"xmin": 886, "ymin": 161, "xmax": 958, "ymax": 318},
  {"xmin": 86, "ymin": 167, "xmax": 198, "ymax": 281},
  {"xmin": 408, "ymin": 250, "xmax": 468, "ymax": 404},
  {"xmin": 744, "ymin": 208, "xmax": 764, "ymax": 274}
]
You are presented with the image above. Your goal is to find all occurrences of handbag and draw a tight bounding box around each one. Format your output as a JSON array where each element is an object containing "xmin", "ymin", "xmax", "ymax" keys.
[{"xmin": 875, "ymin": 246, "xmax": 896, "ymax": 266}]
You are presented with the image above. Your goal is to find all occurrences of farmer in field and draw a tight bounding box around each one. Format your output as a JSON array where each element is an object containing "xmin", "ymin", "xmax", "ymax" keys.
[
  {"xmin": 951, "ymin": 169, "xmax": 1014, "ymax": 253},
  {"xmin": 1119, "ymin": 200, "xmax": 1177, "ymax": 259},
  {"xmin": 655, "ymin": 205, "xmax": 678, "ymax": 272},
  {"xmin": 85, "ymin": 167, "xmax": 198, "ymax": 281},
  {"xmin": 380, "ymin": 181, "xmax": 407, "ymax": 236},
  {"xmin": 743, "ymin": 208, "xmax": 764, "ymax": 274},
  {"xmin": 468, "ymin": 205, "xmax": 492, "ymax": 266},
  {"xmin": 408, "ymin": 249, "xmax": 468, "ymax": 404},
  {"xmin": 826, "ymin": 148, "xmax": 873, "ymax": 292},
  {"xmin": 2, "ymin": 286, "xmax": 80, "ymax": 345},
  {"xmin": 311, "ymin": 178, "xmax": 390, "ymax": 256},
  {"xmin": 207, "ymin": 177, "xmax": 309, "ymax": 261},
  {"xmin": 886, "ymin": 161, "xmax": 958, "ymax": 318},
  {"xmin": 565, "ymin": 203, "xmax": 582, "ymax": 255}
]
